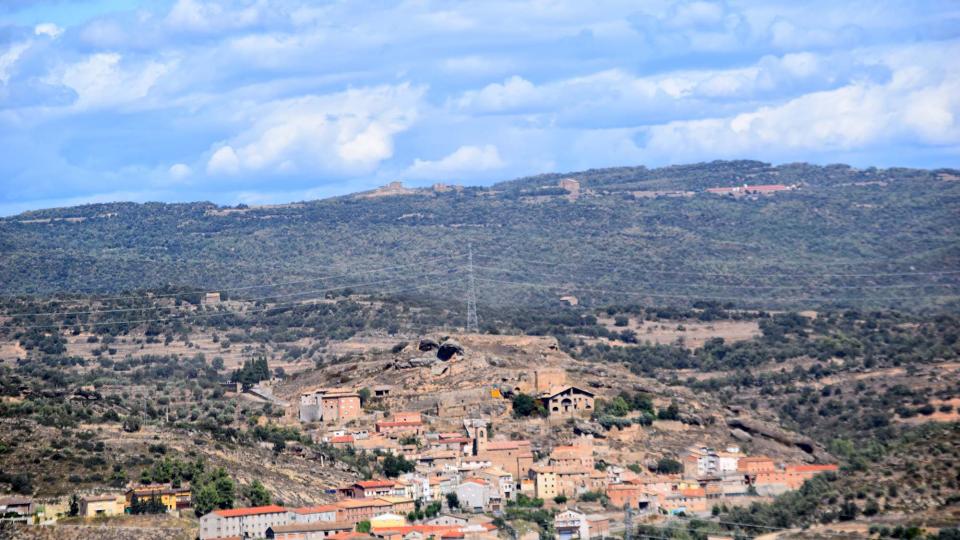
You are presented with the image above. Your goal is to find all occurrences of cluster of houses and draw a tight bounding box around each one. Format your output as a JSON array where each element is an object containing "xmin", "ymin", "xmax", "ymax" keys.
[
  {"xmin": 705, "ymin": 184, "xmax": 795, "ymax": 196},
  {"xmin": 198, "ymin": 487, "xmax": 501, "ymax": 540},
  {"xmin": 2, "ymin": 359, "xmax": 839, "ymax": 540},
  {"xmin": 0, "ymin": 483, "xmax": 193, "ymax": 526},
  {"xmin": 604, "ymin": 445, "xmax": 838, "ymax": 516}
]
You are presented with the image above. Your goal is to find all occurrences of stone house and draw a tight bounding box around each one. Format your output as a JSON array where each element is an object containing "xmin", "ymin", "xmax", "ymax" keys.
[{"xmin": 539, "ymin": 386, "xmax": 595, "ymax": 416}]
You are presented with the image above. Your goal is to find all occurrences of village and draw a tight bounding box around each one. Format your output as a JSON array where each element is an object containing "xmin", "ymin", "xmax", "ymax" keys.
[{"xmin": 1, "ymin": 335, "xmax": 839, "ymax": 540}]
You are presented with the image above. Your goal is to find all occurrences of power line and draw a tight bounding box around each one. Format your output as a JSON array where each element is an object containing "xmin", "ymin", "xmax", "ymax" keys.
[
  {"xmin": 466, "ymin": 245, "xmax": 479, "ymax": 333},
  {"xmin": 3, "ymin": 258, "xmax": 464, "ymax": 319},
  {"xmin": 471, "ymin": 276, "xmax": 960, "ymax": 302},
  {"xmin": 8, "ymin": 271, "xmax": 465, "ymax": 331}
]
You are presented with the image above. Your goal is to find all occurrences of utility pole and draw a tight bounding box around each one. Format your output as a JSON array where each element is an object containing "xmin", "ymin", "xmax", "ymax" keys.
[
  {"xmin": 624, "ymin": 503, "xmax": 633, "ymax": 540},
  {"xmin": 466, "ymin": 244, "xmax": 479, "ymax": 333}
]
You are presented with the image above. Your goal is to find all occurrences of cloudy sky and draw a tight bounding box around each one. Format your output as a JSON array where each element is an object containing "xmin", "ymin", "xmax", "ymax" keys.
[{"xmin": 1, "ymin": 0, "xmax": 958, "ymax": 215}]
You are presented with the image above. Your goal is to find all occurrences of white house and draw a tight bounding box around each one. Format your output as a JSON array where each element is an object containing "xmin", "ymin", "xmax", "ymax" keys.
[
  {"xmin": 455, "ymin": 479, "xmax": 498, "ymax": 513},
  {"xmin": 554, "ymin": 509, "xmax": 608, "ymax": 540},
  {"xmin": 198, "ymin": 505, "xmax": 293, "ymax": 540}
]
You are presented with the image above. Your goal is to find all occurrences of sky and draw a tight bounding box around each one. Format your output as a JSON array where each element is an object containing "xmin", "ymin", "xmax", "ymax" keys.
[{"xmin": 0, "ymin": 1, "xmax": 959, "ymax": 215}]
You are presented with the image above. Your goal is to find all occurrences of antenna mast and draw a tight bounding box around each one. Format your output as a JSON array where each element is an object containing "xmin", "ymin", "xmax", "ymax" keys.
[{"xmin": 466, "ymin": 245, "xmax": 479, "ymax": 333}]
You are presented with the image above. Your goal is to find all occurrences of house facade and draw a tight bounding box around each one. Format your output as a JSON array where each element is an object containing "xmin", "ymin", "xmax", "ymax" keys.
[
  {"xmin": 124, "ymin": 483, "xmax": 192, "ymax": 513},
  {"xmin": 300, "ymin": 388, "xmax": 361, "ymax": 424},
  {"xmin": 198, "ymin": 505, "xmax": 293, "ymax": 540},
  {"xmin": 539, "ymin": 387, "xmax": 595, "ymax": 416},
  {"xmin": 79, "ymin": 494, "xmax": 126, "ymax": 518}
]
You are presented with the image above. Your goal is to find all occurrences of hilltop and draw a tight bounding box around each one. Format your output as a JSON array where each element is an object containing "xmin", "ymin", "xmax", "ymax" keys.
[{"xmin": 1, "ymin": 160, "xmax": 958, "ymax": 310}]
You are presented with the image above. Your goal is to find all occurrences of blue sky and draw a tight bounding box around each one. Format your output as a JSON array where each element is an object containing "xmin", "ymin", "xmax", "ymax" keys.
[{"xmin": 1, "ymin": 1, "xmax": 958, "ymax": 215}]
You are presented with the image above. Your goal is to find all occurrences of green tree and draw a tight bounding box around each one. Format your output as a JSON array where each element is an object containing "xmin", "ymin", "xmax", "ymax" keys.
[
  {"xmin": 123, "ymin": 414, "xmax": 142, "ymax": 432},
  {"xmin": 512, "ymin": 393, "xmax": 545, "ymax": 418},
  {"xmin": 382, "ymin": 454, "xmax": 415, "ymax": 478},
  {"xmin": 656, "ymin": 458, "xmax": 683, "ymax": 474},
  {"xmin": 446, "ymin": 492, "xmax": 460, "ymax": 509},
  {"xmin": 193, "ymin": 483, "xmax": 219, "ymax": 517},
  {"xmin": 245, "ymin": 480, "xmax": 272, "ymax": 507},
  {"xmin": 357, "ymin": 520, "xmax": 371, "ymax": 533},
  {"xmin": 657, "ymin": 401, "xmax": 680, "ymax": 421}
]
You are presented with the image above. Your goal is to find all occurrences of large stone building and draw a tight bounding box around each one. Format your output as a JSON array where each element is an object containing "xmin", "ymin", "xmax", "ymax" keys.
[
  {"xmin": 539, "ymin": 386, "xmax": 595, "ymax": 416},
  {"xmin": 198, "ymin": 505, "xmax": 293, "ymax": 539},
  {"xmin": 466, "ymin": 420, "xmax": 534, "ymax": 482},
  {"xmin": 299, "ymin": 388, "xmax": 362, "ymax": 424}
]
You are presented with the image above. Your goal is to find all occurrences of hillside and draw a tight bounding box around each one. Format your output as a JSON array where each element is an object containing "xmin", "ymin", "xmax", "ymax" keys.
[{"xmin": 1, "ymin": 160, "xmax": 958, "ymax": 311}]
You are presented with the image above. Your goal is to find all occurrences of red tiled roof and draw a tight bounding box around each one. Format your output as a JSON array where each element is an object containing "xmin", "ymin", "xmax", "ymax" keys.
[
  {"xmin": 336, "ymin": 498, "xmax": 393, "ymax": 509},
  {"xmin": 331, "ymin": 435, "xmax": 355, "ymax": 443},
  {"xmin": 273, "ymin": 521, "xmax": 354, "ymax": 533},
  {"xmin": 292, "ymin": 504, "xmax": 340, "ymax": 514},
  {"xmin": 787, "ymin": 464, "xmax": 838, "ymax": 473},
  {"xmin": 482, "ymin": 441, "xmax": 519, "ymax": 450},
  {"xmin": 433, "ymin": 437, "xmax": 470, "ymax": 444},
  {"xmin": 214, "ymin": 505, "xmax": 288, "ymax": 517},
  {"xmin": 376, "ymin": 420, "xmax": 423, "ymax": 428},
  {"xmin": 356, "ymin": 480, "xmax": 396, "ymax": 489}
]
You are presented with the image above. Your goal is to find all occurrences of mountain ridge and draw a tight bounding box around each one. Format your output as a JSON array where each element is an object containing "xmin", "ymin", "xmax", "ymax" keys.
[{"xmin": 1, "ymin": 160, "xmax": 958, "ymax": 310}]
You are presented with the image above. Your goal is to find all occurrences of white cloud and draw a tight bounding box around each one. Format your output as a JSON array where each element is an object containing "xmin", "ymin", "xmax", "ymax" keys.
[
  {"xmin": 456, "ymin": 75, "xmax": 540, "ymax": 113},
  {"xmin": 207, "ymin": 146, "xmax": 240, "ymax": 175},
  {"xmin": 169, "ymin": 163, "xmax": 192, "ymax": 179},
  {"xmin": 54, "ymin": 53, "xmax": 172, "ymax": 110},
  {"xmin": 0, "ymin": 42, "xmax": 29, "ymax": 85},
  {"xmin": 165, "ymin": 0, "xmax": 263, "ymax": 33},
  {"xmin": 205, "ymin": 84, "xmax": 424, "ymax": 176},
  {"xmin": 406, "ymin": 145, "xmax": 505, "ymax": 179},
  {"xmin": 34, "ymin": 23, "xmax": 63, "ymax": 38},
  {"xmin": 637, "ymin": 72, "xmax": 960, "ymax": 161}
]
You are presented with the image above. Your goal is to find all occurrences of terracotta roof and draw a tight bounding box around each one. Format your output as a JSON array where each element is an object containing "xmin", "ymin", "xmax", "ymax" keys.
[
  {"xmin": 336, "ymin": 498, "xmax": 392, "ymax": 509},
  {"xmin": 272, "ymin": 521, "xmax": 354, "ymax": 533},
  {"xmin": 332, "ymin": 435, "xmax": 355, "ymax": 444},
  {"xmin": 213, "ymin": 505, "xmax": 288, "ymax": 517},
  {"xmin": 82, "ymin": 494, "xmax": 122, "ymax": 502},
  {"xmin": 378, "ymin": 496, "xmax": 414, "ymax": 504},
  {"xmin": 433, "ymin": 437, "xmax": 471, "ymax": 444},
  {"xmin": 355, "ymin": 480, "xmax": 396, "ymax": 489},
  {"xmin": 376, "ymin": 420, "xmax": 423, "ymax": 428},
  {"xmin": 786, "ymin": 464, "xmax": 838, "ymax": 473},
  {"xmin": 329, "ymin": 533, "xmax": 377, "ymax": 540},
  {"xmin": 292, "ymin": 504, "xmax": 340, "ymax": 514},
  {"xmin": 482, "ymin": 441, "xmax": 519, "ymax": 450}
]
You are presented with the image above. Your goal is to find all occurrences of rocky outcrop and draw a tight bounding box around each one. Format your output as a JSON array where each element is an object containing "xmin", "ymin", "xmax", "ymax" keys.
[
  {"xmin": 572, "ymin": 420, "xmax": 607, "ymax": 438},
  {"xmin": 394, "ymin": 356, "xmax": 438, "ymax": 369},
  {"xmin": 726, "ymin": 417, "xmax": 830, "ymax": 460},
  {"xmin": 418, "ymin": 338, "xmax": 439, "ymax": 352},
  {"xmin": 437, "ymin": 340, "xmax": 463, "ymax": 361}
]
